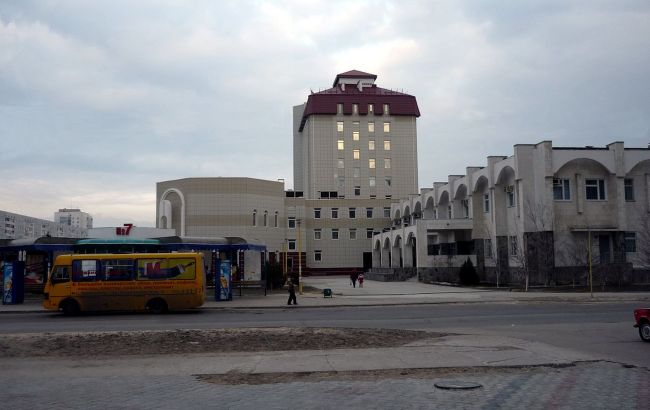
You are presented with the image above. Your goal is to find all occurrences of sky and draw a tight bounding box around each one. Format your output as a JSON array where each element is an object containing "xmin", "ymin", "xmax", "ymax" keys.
[{"xmin": 1, "ymin": 0, "xmax": 649, "ymax": 227}]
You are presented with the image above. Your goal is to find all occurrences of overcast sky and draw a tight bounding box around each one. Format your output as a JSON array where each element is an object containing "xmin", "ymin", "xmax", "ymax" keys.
[{"xmin": 1, "ymin": 1, "xmax": 649, "ymax": 227}]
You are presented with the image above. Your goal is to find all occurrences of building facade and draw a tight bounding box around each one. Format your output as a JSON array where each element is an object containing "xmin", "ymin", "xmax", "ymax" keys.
[
  {"xmin": 156, "ymin": 71, "xmax": 421, "ymax": 276},
  {"xmin": 1, "ymin": 210, "xmax": 88, "ymax": 240},
  {"xmin": 372, "ymin": 141, "xmax": 650, "ymax": 286},
  {"xmin": 54, "ymin": 208, "xmax": 93, "ymax": 229}
]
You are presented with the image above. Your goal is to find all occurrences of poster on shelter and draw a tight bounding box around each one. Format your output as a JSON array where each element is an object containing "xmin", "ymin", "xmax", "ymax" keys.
[
  {"xmin": 217, "ymin": 260, "xmax": 231, "ymax": 301},
  {"xmin": 3, "ymin": 264, "xmax": 13, "ymax": 304}
]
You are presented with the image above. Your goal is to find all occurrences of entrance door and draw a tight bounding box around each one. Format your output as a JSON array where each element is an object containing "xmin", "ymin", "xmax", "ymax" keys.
[
  {"xmin": 363, "ymin": 252, "xmax": 372, "ymax": 271},
  {"xmin": 599, "ymin": 234, "xmax": 611, "ymax": 264}
]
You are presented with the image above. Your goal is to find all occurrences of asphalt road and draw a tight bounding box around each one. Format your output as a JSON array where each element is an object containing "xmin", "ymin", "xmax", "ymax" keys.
[{"xmin": 1, "ymin": 301, "xmax": 647, "ymax": 367}]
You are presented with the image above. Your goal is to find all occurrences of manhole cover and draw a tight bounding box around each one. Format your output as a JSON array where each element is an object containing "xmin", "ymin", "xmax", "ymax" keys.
[{"xmin": 434, "ymin": 381, "xmax": 483, "ymax": 390}]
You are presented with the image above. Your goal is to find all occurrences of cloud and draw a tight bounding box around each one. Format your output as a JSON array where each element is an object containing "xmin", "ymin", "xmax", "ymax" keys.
[{"xmin": 1, "ymin": 1, "xmax": 649, "ymax": 226}]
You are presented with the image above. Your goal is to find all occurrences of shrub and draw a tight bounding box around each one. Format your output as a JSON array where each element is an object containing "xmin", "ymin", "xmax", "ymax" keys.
[{"xmin": 459, "ymin": 258, "xmax": 479, "ymax": 286}]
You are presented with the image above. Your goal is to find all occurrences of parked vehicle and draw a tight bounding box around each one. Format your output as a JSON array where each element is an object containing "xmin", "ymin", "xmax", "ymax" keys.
[{"xmin": 634, "ymin": 308, "xmax": 650, "ymax": 342}]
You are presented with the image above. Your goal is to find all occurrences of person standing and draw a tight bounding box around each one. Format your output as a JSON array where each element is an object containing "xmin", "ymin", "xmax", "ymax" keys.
[
  {"xmin": 358, "ymin": 272, "xmax": 364, "ymax": 288},
  {"xmin": 287, "ymin": 278, "xmax": 298, "ymax": 305},
  {"xmin": 350, "ymin": 272, "xmax": 357, "ymax": 288}
]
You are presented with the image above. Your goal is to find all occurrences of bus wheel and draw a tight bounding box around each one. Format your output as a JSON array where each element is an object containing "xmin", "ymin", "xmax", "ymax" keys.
[
  {"xmin": 147, "ymin": 298, "xmax": 168, "ymax": 314},
  {"xmin": 61, "ymin": 299, "xmax": 80, "ymax": 316}
]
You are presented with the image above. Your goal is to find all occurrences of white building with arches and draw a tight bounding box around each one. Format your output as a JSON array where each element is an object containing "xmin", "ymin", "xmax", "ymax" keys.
[{"xmin": 372, "ymin": 141, "xmax": 650, "ymax": 286}]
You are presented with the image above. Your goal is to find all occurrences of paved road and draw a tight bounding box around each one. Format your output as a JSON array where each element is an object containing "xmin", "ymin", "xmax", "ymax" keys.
[{"xmin": 2, "ymin": 301, "xmax": 647, "ymax": 367}]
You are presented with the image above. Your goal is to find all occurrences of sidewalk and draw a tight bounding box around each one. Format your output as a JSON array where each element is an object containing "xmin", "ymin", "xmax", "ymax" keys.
[{"xmin": 2, "ymin": 276, "xmax": 649, "ymax": 313}]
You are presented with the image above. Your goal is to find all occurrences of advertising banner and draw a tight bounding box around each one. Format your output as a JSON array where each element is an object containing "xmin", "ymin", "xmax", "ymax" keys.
[
  {"xmin": 3, "ymin": 262, "xmax": 25, "ymax": 305},
  {"xmin": 215, "ymin": 260, "xmax": 232, "ymax": 301}
]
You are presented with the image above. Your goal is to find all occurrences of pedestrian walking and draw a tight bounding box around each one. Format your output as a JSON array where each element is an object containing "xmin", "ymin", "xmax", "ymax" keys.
[
  {"xmin": 287, "ymin": 278, "xmax": 298, "ymax": 305},
  {"xmin": 350, "ymin": 272, "xmax": 357, "ymax": 288},
  {"xmin": 358, "ymin": 272, "xmax": 364, "ymax": 288}
]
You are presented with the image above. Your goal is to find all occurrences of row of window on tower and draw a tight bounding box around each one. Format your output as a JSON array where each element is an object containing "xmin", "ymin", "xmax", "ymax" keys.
[
  {"xmin": 337, "ymin": 104, "xmax": 390, "ymax": 115},
  {"xmin": 337, "ymin": 121, "xmax": 391, "ymax": 133}
]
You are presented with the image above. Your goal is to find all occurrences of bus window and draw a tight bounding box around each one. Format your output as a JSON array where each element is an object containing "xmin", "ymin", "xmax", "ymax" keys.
[
  {"xmin": 102, "ymin": 260, "xmax": 134, "ymax": 281},
  {"xmin": 72, "ymin": 260, "xmax": 100, "ymax": 282},
  {"xmin": 51, "ymin": 266, "xmax": 70, "ymax": 283},
  {"xmin": 137, "ymin": 258, "xmax": 196, "ymax": 280}
]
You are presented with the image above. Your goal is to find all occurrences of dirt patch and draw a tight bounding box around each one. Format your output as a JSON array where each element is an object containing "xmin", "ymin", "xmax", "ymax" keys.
[
  {"xmin": 0, "ymin": 327, "xmax": 437, "ymax": 358},
  {"xmin": 197, "ymin": 363, "xmax": 578, "ymax": 385}
]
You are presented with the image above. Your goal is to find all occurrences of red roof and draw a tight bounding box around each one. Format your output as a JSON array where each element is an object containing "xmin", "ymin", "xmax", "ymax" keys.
[
  {"xmin": 299, "ymin": 84, "xmax": 420, "ymax": 131},
  {"xmin": 333, "ymin": 70, "xmax": 378, "ymax": 87}
]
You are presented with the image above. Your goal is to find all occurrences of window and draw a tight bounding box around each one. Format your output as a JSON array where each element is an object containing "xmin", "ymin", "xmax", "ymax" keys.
[
  {"xmin": 337, "ymin": 121, "xmax": 344, "ymax": 132},
  {"xmin": 509, "ymin": 236, "xmax": 518, "ymax": 256},
  {"xmin": 51, "ymin": 265, "xmax": 70, "ymax": 282},
  {"xmin": 585, "ymin": 179, "xmax": 606, "ymax": 200},
  {"xmin": 353, "ymin": 149, "xmax": 360, "ymax": 160},
  {"xmin": 353, "ymin": 121, "xmax": 359, "ymax": 129},
  {"xmin": 72, "ymin": 260, "xmax": 100, "ymax": 282},
  {"xmin": 553, "ymin": 178, "xmax": 571, "ymax": 201},
  {"xmin": 349, "ymin": 228, "xmax": 357, "ymax": 240},
  {"xmin": 384, "ymin": 158, "xmax": 391, "ymax": 169},
  {"xmin": 337, "ymin": 159, "xmax": 345, "ymax": 169},
  {"xmin": 434, "ymin": 209, "xmax": 438, "ymax": 219},
  {"xmin": 368, "ymin": 122, "xmax": 374, "ymax": 133},
  {"xmin": 368, "ymin": 104, "xmax": 374, "ymax": 115},
  {"xmin": 314, "ymin": 208, "xmax": 321, "ymax": 219},
  {"xmin": 349, "ymin": 208, "xmax": 356, "ymax": 219},
  {"xmin": 314, "ymin": 229, "xmax": 322, "ymax": 240},
  {"xmin": 353, "ymin": 131, "xmax": 360, "ymax": 141},
  {"xmin": 625, "ymin": 178, "xmax": 635, "ymax": 201},
  {"xmin": 369, "ymin": 140, "xmax": 375, "ymax": 150},
  {"xmin": 383, "ymin": 122, "xmax": 390, "ymax": 132},
  {"xmin": 263, "ymin": 211, "xmax": 268, "ymax": 227},
  {"xmin": 331, "ymin": 228, "xmax": 339, "ymax": 240},
  {"xmin": 625, "ymin": 232, "xmax": 636, "ymax": 252},
  {"xmin": 337, "ymin": 140, "xmax": 344, "ymax": 150},
  {"xmin": 484, "ymin": 239, "xmax": 493, "ymax": 258},
  {"xmin": 369, "ymin": 176, "xmax": 376, "ymax": 187},
  {"xmin": 102, "ymin": 259, "xmax": 133, "ymax": 281},
  {"xmin": 353, "ymin": 167, "xmax": 360, "ymax": 178},
  {"xmin": 366, "ymin": 207, "xmax": 374, "ymax": 218},
  {"xmin": 314, "ymin": 250, "xmax": 322, "ymax": 262},
  {"xmin": 366, "ymin": 228, "xmax": 374, "ymax": 239},
  {"xmin": 505, "ymin": 185, "xmax": 515, "ymax": 207},
  {"xmin": 385, "ymin": 177, "xmax": 392, "ymax": 187},
  {"xmin": 288, "ymin": 217, "xmax": 296, "ymax": 229},
  {"xmin": 483, "ymin": 193, "xmax": 490, "ymax": 213},
  {"xmin": 370, "ymin": 194, "xmax": 376, "ymax": 199},
  {"xmin": 337, "ymin": 104, "xmax": 343, "ymax": 114},
  {"xmin": 274, "ymin": 212, "xmax": 278, "ymax": 228},
  {"xmin": 383, "ymin": 104, "xmax": 389, "ymax": 115},
  {"xmin": 447, "ymin": 205, "xmax": 452, "ymax": 219},
  {"xmin": 288, "ymin": 240, "xmax": 296, "ymax": 251},
  {"xmin": 252, "ymin": 210, "xmax": 257, "ymax": 226},
  {"xmin": 331, "ymin": 208, "xmax": 339, "ymax": 218},
  {"xmin": 338, "ymin": 177, "xmax": 345, "ymax": 188},
  {"xmin": 384, "ymin": 140, "xmax": 391, "ymax": 151},
  {"xmin": 369, "ymin": 158, "xmax": 376, "ymax": 169},
  {"xmin": 384, "ymin": 207, "xmax": 391, "ymax": 218},
  {"xmin": 385, "ymin": 195, "xmax": 392, "ymax": 199},
  {"xmin": 352, "ymin": 103, "xmax": 358, "ymax": 114},
  {"xmin": 461, "ymin": 199, "xmax": 469, "ymax": 218},
  {"xmin": 354, "ymin": 186, "xmax": 361, "ymax": 196}
]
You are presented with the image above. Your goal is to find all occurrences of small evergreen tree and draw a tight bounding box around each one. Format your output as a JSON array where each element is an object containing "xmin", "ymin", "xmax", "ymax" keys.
[{"xmin": 459, "ymin": 258, "xmax": 479, "ymax": 286}]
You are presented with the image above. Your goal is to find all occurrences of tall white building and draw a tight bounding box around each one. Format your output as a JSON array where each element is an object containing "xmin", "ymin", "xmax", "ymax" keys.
[
  {"xmin": 156, "ymin": 71, "xmax": 421, "ymax": 275},
  {"xmin": 54, "ymin": 208, "xmax": 93, "ymax": 229}
]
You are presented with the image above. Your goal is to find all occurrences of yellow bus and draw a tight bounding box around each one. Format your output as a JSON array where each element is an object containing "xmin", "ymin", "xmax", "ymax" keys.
[{"xmin": 43, "ymin": 253, "xmax": 206, "ymax": 314}]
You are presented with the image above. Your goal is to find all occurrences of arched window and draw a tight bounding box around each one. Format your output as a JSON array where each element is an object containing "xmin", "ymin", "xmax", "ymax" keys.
[
  {"xmin": 263, "ymin": 211, "xmax": 268, "ymax": 227},
  {"xmin": 274, "ymin": 211, "xmax": 279, "ymax": 228},
  {"xmin": 252, "ymin": 209, "xmax": 257, "ymax": 226}
]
